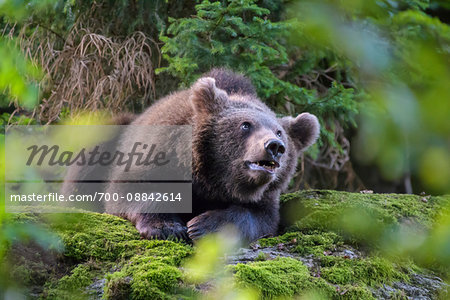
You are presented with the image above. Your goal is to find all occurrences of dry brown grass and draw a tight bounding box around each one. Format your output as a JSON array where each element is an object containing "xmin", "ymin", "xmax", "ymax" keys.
[{"xmin": 11, "ymin": 20, "xmax": 159, "ymax": 123}]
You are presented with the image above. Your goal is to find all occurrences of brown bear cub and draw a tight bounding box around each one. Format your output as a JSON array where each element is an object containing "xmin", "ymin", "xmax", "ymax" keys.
[{"xmin": 101, "ymin": 69, "xmax": 320, "ymax": 242}]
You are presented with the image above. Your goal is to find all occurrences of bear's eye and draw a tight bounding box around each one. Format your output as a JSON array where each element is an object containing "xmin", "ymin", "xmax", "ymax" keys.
[
  {"xmin": 240, "ymin": 122, "xmax": 251, "ymax": 131},
  {"xmin": 276, "ymin": 130, "xmax": 282, "ymax": 138}
]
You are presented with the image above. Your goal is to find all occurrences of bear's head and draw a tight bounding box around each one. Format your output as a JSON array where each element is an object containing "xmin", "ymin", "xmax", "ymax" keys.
[{"xmin": 191, "ymin": 77, "xmax": 320, "ymax": 202}]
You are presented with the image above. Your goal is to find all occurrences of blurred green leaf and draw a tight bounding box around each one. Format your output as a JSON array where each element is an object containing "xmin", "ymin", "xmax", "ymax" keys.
[
  {"xmin": 0, "ymin": 38, "xmax": 41, "ymax": 109},
  {"xmin": 290, "ymin": 0, "xmax": 450, "ymax": 193}
]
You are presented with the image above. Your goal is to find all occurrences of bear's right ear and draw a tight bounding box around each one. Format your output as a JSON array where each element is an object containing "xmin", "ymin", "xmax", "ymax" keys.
[
  {"xmin": 281, "ymin": 113, "xmax": 320, "ymax": 152},
  {"xmin": 190, "ymin": 77, "xmax": 229, "ymax": 115}
]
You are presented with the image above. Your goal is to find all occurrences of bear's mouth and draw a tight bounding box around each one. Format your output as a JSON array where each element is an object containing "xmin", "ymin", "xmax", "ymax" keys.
[{"xmin": 245, "ymin": 160, "xmax": 280, "ymax": 173}]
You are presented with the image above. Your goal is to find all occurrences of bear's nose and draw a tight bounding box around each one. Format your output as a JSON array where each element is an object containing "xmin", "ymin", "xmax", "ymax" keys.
[{"xmin": 264, "ymin": 139, "xmax": 286, "ymax": 158}]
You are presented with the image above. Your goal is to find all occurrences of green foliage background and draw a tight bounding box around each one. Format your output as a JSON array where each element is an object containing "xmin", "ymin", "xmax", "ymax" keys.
[
  {"xmin": 1, "ymin": 0, "xmax": 447, "ymax": 194},
  {"xmin": 1, "ymin": 0, "xmax": 448, "ymax": 194}
]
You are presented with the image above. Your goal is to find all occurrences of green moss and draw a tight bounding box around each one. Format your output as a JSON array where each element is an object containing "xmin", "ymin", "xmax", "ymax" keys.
[
  {"xmin": 231, "ymin": 256, "xmax": 398, "ymax": 299},
  {"xmin": 252, "ymin": 191, "xmax": 436, "ymax": 297},
  {"xmin": 282, "ymin": 190, "xmax": 449, "ymax": 227},
  {"xmin": 103, "ymin": 240, "xmax": 193, "ymax": 299},
  {"xmin": 56, "ymin": 264, "xmax": 93, "ymax": 290},
  {"xmin": 7, "ymin": 212, "xmax": 193, "ymax": 299},
  {"xmin": 232, "ymin": 257, "xmax": 334, "ymax": 299},
  {"xmin": 259, "ymin": 231, "xmax": 343, "ymax": 256},
  {"xmin": 322, "ymin": 262, "xmax": 354, "ymax": 286},
  {"xmin": 48, "ymin": 213, "xmax": 141, "ymax": 261},
  {"xmin": 104, "ymin": 257, "xmax": 184, "ymax": 299},
  {"xmin": 353, "ymin": 257, "xmax": 409, "ymax": 286},
  {"xmin": 320, "ymin": 256, "xmax": 408, "ymax": 286},
  {"xmin": 255, "ymin": 251, "xmax": 268, "ymax": 261},
  {"xmin": 337, "ymin": 285, "xmax": 376, "ymax": 300},
  {"xmin": 130, "ymin": 262, "xmax": 182, "ymax": 299},
  {"xmin": 46, "ymin": 213, "xmax": 193, "ymax": 264},
  {"xmin": 258, "ymin": 215, "xmax": 413, "ymax": 289},
  {"xmin": 280, "ymin": 190, "xmax": 449, "ymax": 247},
  {"xmin": 10, "ymin": 213, "xmax": 42, "ymax": 224},
  {"xmin": 104, "ymin": 272, "xmax": 131, "ymax": 300},
  {"xmin": 43, "ymin": 263, "xmax": 103, "ymax": 300},
  {"xmin": 5, "ymin": 191, "xmax": 448, "ymax": 299},
  {"xmin": 116, "ymin": 239, "xmax": 193, "ymax": 265}
]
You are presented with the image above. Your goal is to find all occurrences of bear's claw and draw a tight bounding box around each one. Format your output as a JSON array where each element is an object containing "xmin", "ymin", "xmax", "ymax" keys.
[
  {"xmin": 187, "ymin": 211, "xmax": 218, "ymax": 240},
  {"xmin": 137, "ymin": 221, "xmax": 189, "ymax": 241}
]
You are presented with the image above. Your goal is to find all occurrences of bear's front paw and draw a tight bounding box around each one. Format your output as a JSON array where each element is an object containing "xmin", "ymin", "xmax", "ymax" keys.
[
  {"xmin": 136, "ymin": 221, "xmax": 188, "ymax": 241},
  {"xmin": 187, "ymin": 211, "xmax": 220, "ymax": 241}
]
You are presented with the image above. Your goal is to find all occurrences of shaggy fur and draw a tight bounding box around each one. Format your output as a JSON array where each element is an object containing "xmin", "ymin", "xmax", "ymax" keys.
[
  {"xmin": 64, "ymin": 69, "xmax": 320, "ymax": 242},
  {"xmin": 104, "ymin": 69, "xmax": 319, "ymax": 242}
]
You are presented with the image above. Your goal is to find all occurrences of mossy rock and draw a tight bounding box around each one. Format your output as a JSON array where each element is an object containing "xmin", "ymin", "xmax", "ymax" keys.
[
  {"xmin": 232, "ymin": 257, "xmax": 335, "ymax": 298},
  {"xmin": 2, "ymin": 190, "xmax": 449, "ymax": 299},
  {"xmin": 280, "ymin": 190, "xmax": 448, "ymax": 232}
]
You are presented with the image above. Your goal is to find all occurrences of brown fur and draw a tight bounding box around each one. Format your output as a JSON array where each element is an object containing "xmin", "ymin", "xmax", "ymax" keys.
[
  {"xmin": 203, "ymin": 68, "xmax": 257, "ymax": 96},
  {"xmin": 109, "ymin": 113, "xmax": 136, "ymax": 125},
  {"xmin": 102, "ymin": 69, "xmax": 320, "ymax": 242},
  {"xmin": 62, "ymin": 69, "xmax": 320, "ymax": 242}
]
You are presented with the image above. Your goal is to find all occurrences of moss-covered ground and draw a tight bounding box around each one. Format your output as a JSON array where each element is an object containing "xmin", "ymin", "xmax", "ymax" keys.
[{"xmin": 2, "ymin": 190, "xmax": 449, "ymax": 299}]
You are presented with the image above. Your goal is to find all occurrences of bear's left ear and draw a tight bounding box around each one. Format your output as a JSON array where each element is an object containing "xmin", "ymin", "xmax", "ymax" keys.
[
  {"xmin": 280, "ymin": 113, "xmax": 320, "ymax": 151},
  {"xmin": 190, "ymin": 77, "xmax": 229, "ymax": 115}
]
